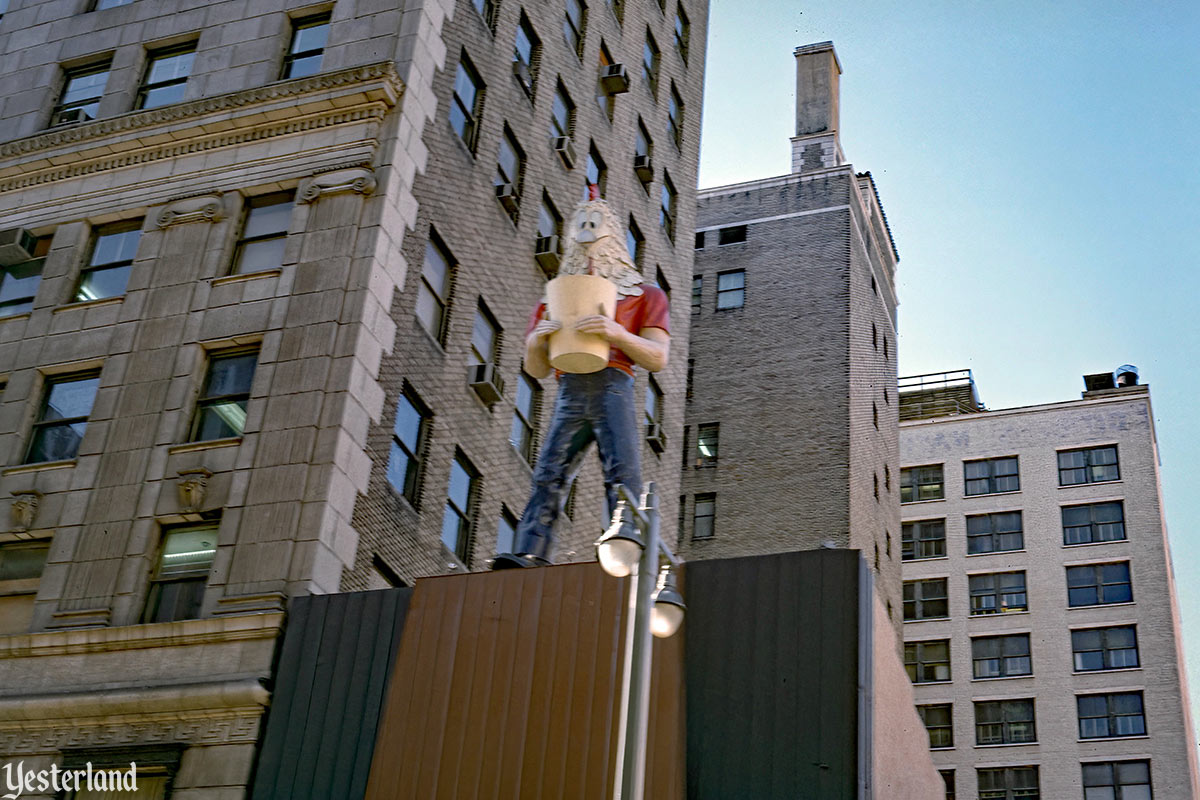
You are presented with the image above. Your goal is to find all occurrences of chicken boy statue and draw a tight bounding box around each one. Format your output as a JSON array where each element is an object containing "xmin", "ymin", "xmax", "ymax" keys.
[{"xmin": 493, "ymin": 187, "xmax": 670, "ymax": 568}]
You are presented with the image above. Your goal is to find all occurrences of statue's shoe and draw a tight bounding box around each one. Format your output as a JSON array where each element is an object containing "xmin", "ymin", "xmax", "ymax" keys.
[{"xmin": 491, "ymin": 553, "xmax": 551, "ymax": 570}]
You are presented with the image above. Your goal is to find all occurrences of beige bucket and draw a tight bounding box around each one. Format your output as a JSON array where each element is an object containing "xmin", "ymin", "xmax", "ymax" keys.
[{"xmin": 546, "ymin": 274, "xmax": 619, "ymax": 373}]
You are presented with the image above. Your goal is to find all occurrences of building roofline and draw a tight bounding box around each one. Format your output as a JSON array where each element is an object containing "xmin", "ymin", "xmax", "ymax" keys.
[
  {"xmin": 697, "ymin": 163, "xmax": 855, "ymax": 199},
  {"xmin": 899, "ymin": 385, "xmax": 1151, "ymax": 427},
  {"xmin": 856, "ymin": 170, "xmax": 899, "ymax": 260}
]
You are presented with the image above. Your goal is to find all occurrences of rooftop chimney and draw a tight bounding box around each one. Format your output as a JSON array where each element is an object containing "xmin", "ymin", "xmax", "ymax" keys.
[{"xmin": 791, "ymin": 42, "xmax": 844, "ymax": 173}]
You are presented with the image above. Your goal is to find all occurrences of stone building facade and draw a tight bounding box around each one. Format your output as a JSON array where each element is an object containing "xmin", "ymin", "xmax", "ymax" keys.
[
  {"xmin": 682, "ymin": 41, "xmax": 903, "ymax": 629},
  {"xmin": 0, "ymin": 0, "xmax": 705, "ymax": 795},
  {"xmin": 900, "ymin": 371, "xmax": 1199, "ymax": 799}
]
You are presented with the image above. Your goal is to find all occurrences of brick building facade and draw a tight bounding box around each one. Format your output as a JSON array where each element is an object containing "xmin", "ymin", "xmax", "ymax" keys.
[{"xmin": 0, "ymin": 0, "xmax": 705, "ymax": 795}]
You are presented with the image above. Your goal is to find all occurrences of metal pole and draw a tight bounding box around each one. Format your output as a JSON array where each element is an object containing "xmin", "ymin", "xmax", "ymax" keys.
[{"xmin": 619, "ymin": 481, "xmax": 658, "ymax": 800}]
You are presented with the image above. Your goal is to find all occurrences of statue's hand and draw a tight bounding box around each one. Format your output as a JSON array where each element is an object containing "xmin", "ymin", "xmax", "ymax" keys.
[
  {"xmin": 531, "ymin": 319, "xmax": 562, "ymax": 342},
  {"xmin": 574, "ymin": 315, "xmax": 623, "ymax": 342}
]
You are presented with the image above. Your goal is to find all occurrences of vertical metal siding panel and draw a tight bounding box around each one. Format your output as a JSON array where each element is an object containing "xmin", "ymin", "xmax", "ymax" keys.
[
  {"xmin": 276, "ymin": 596, "xmax": 331, "ymax": 799},
  {"xmin": 337, "ymin": 589, "xmax": 397, "ymax": 797},
  {"xmin": 456, "ymin": 572, "xmax": 507, "ymax": 800},
  {"xmin": 414, "ymin": 576, "xmax": 468, "ymax": 799},
  {"xmin": 305, "ymin": 591, "xmax": 367, "ymax": 797},
  {"xmin": 541, "ymin": 563, "xmax": 587, "ymax": 798},
  {"xmin": 351, "ymin": 589, "xmax": 412, "ymax": 800},
  {"xmin": 494, "ymin": 568, "xmax": 545, "ymax": 799},
  {"xmin": 564, "ymin": 565, "xmax": 608, "ymax": 800},
  {"xmin": 520, "ymin": 565, "xmax": 566, "ymax": 799},
  {"xmin": 250, "ymin": 594, "xmax": 313, "ymax": 799},
  {"xmin": 435, "ymin": 568, "xmax": 488, "ymax": 799}
]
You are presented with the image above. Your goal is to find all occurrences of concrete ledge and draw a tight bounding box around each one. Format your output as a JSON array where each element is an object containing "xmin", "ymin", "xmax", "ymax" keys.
[{"xmin": 0, "ymin": 677, "xmax": 270, "ymax": 721}]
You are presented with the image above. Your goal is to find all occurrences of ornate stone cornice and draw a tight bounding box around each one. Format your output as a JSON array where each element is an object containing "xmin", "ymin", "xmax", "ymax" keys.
[
  {"xmin": 0, "ymin": 61, "xmax": 403, "ymax": 160},
  {"xmin": 156, "ymin": 194, "xmax": 226, "ymax": 228},
  {"xmin": 0, "ymin": 710, "xmax": 263, "ymax": 753},
  {"xmin": 297, "ymin": 166, "xmax": 377, "ymax": 203}
]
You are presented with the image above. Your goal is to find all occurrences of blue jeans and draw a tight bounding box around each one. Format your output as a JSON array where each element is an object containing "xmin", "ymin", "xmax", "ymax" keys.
[{"xmin": 513, "ymin": 368, "xmax": 642, "ymax": 560}]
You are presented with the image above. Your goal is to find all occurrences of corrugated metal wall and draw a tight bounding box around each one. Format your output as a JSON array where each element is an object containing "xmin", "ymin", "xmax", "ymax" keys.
[
  {"xmin": 251, "ymin": 587, "xmax": 413, "ymax": 800},
  {"xmin": 684, "ymin": 549, "xmax": 861, "ymax": 800},
  {"xmin": 364, "ymin": 563, "xmax": 685, "ymax": 800}
]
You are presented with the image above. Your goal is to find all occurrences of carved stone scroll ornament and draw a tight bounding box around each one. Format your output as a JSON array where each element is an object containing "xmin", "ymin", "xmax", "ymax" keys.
[
  {"xmin": 10, "ymin": 490, "xmax": 41, "ymax": 531},
  {"xmin": 297, "ymin": 167, "xmax": 377, "ymax": 204},
  {"xmin": 156, "ymin": 193, "xmax": 227, "ymax": 228},
  {"xmin": 177, "ymin": 468, "xmax": 213, "ymax": 512}
]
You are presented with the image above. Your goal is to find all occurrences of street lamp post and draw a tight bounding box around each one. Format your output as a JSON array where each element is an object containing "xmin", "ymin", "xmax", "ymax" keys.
[{"xmin": 595, "ymin": 481, "xmax": 685, "ymax": 800}]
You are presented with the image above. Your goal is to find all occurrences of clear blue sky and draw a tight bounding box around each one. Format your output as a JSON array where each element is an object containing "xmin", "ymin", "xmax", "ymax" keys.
[{"xmin": 698, "ymin": 0, "xmax": 1200, "ymax": 737}]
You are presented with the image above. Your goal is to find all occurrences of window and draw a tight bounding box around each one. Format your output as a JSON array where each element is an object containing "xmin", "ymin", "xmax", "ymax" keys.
[
  {"xmin": 716, "ymin": 270, "xmax": 745, "ymax": 309},
  {"xmin": 538, "ymin": 194, "xmax": 562, "ymax": 242},
  {"xmin": 450, "ymin": 53, "xmax": 485, "ymax": 151},
  {"xmin": 667, "ymin": 82, "xmax": 684, "ymax": 147},
  {"xmin": 1059, "ymin": 445, "xmax": 1120, "ymax": 486},
  {"xmin": 26, "ymin": 372, "xmax": 100, "ymax": 463},
  {"xmin": 1067, "ymin": 561, "xmax": 1132, "ymax": 607},
  {"xmin": 969, "ymin": 571, "xmax": 1027, "ymax": 615},
  {"xmin": 686, "ymin": 358, "xmax": 694, "ymax": 400},
  {"xmin": 52, "ymin": 61, "xmax": 110, "ymax": 125},
  {"xmin": 441, "ymin": 451, "xmax": 478, "ymax": 561},
  {"xmin": 282, "ymin": 13, "xmax": 330, "ymax": 79},
  {"xmin": 596, "ymin": 41, "xmax": 617, "ymax": 120},
  {"xmin": 641, "ymin": 29, "xmax": 659, "ymax": 94},
  {"xmin": 513, "ymin": 13, "xmax": 540, "ymax": 96},
  {"xmin": 0, "ymin": 234, "xmax": 50, "ymax": 316},
  {"xmin": 680, "ymin": 426, "xmax": 689, "ymax": 468},
  {"xmin": 626, "ymin": 215, "xmax": 643, "ymax": 266},
  {"xmin": 918, "ymin": 704, "xmax": 953, "ymax": 749},
  {"xmin": 141, "ymin": 524, "xmax": 217, "ymax": 623},
  {"xmin": 693, "ymin": 493, "xmax": 715, "ymax": 539},
  {"xmin": 1073, "ymin": 625, "xmax": 1139, "ymax": 672},
  {"xmin": 964, "ymin": 456, "xmax": 1019, "ymax": 495},
  {"xmin": 496, "ymin": 507, "xmax": 518, "ymax": 555},
  {"xmin": 470, "ymin": 302, "xmax": 500, "ymax": 366},
  {"xmin": 472, "ymin": 0, "xmax": 497, "ymax": 29},
  {"xmin": 387, "ymin": 385, "xmax": 430, "ymax": 505},
  {"xmin": 231, "ymin": 192, "xmax": 293, "ymax": 274},
  {"xmin": 75, "ymin": 220, "xmax": 141, "ymax": 302},
  {"xmin": 695, "ymin": 423, "xmax": 718, "ymax": 468},
  {"xmin": 563, "ymin": 0, "xmax": 586, "ymax": 58},
  {"xmin": 495, "ymin": 127, "xmax": 525, "ymax": 218},
  {"xmin": 659, "ymin": 172, "xmax": 677, "ymax": 241},
  {"xmin": 416, "ymin": 230, "xmax": 454, "ymax": 343},
  {"xmin": 0, "ymin": 541, "xmax": 50, "ymax": 636},
  {"xmin": 606, "ymin": 0, "xmax": 624, "ymax": 23},
  {"xmin": 1063, "ymin": 501, "xmax": 1125, "ymax": 544},
  {"xmin": 977, "ymin": 766, "xmax": 1039, "ymax": 800},
  {"xmin": 586, "ymin": 142, "xmax": 607, "ymax": 197},
  {"xmin": 95, "ymin": 0, "xmax": 137, "ymax": 8},
  {"xmin": 694, "ymin": 231, "xmax": 705, "ymax": 250},
  {"xmin": 635, "ymin": 118, "xmax": 653, "ymax": 190},
  {"xmin": 1082, "ymin": 760, "xmax": 1152, "ymax": 800},
  {"xmin": 903, "ymin": 578, "xmax": 948, "ymax": 621},
  {"xmin": 137, "ymin": 42, "xmax": 196, "ymax": 109},
  {"xmin": 60, "ymin": 747, "xmax": 178, "ymax": 799},
  {"xmin": 654, "ymin": 266, "xmax": 671, "ymax": 298},
  {"xmin": 673, "ymin": 5, "xmax": 690, "ymax": 60},
  {"xmin": 691, "ymin": 276, "xmax": 702, "ymax": 313},
  {"xmin": 975, "ymin": 699, "xmax": 1036, "ymax": 745},
  {"xmin": 644, "ymin": 376, "xmax": 663, "ymax": 429},
  {"xmin": 972, "ymin": 633, "xmax": 1032, "ymax": 679},
  {"xmin": 550, "ymin": 80, "xmax": 574, "ymax": 140},
  {"xmin": 191, "ymin": 349, "xmax": 258, "ymax": 441},
  {"xmin": 510, "ymin": 372, "xmax": 541, "ymax": 464},
  {"xmin": 718, "ymin": 225, "xmax": 747, "ymax": 245},
  {"xmin": 1078, "ymin": 692, "xmax": 1146, "ymax": 739},
  {"xmin": 904, "ymin": 639, "xmax": 950, "ymax": 683},
  {"xmin": 966, "ymin": 511, "xmax": 1023, "ymax": 554},
  {"xmin": 902, "ymin": 519, "xmax": 945, "ymax": 560}
]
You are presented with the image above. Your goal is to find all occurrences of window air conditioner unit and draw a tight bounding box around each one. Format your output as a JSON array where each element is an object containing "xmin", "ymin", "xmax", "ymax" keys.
[
  {"xmin": 633, "ymin": 155, "xmax": 653, "ymax": 182},
  {"xmin": 645, "ymin": 423, "xmax": 666, "ymax": 453},
  {"xmin": 495, "ymin": 182, "xmax": 520, "ymax": 214},
  {"xmin": 551, "ymin": 136, "xmax": 576, "ymax": 169},
  {"xmin": 0, "ymin": 228, "xmax": 37, "ymax": 266},
  {"xmin": 469, "ymin": 362, "xmax": 505, "ymax": 406},
  {"xmin": 53, "ymin": 107, "xmax": 93, "ymax": 126},
  {"xmin": 534, "ymin": 235, "xmax": 560, "ymax": 275},
  {"xmin": 512, "ymin": 59, "xmax": 533, "ymax": 93},
  {"xmin": 599, "ymin": 63, "xmax": 630, "ymax": 94}
]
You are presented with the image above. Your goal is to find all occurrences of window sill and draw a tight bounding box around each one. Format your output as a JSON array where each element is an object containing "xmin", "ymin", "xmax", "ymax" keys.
[
  {"xmin": 971, "ymin": 674, "xmax": 1034, "ymax": 683},
  {"xmin": 1069, "ymin": 601, "xmax": 1136, "ymax": 610},
  {"xmin": 53, "ymin": 296, "xmax": 123, "ymax": 314},
  {"xmin": 167, "ymin": 437, "xmax": 242, "ymax": 455},
  {"xmin": 1063, "ymin": 539, "xmax": 1128, "ymax": 549},
  {"xmin": 904, "ymin": 617, "xmax": 952, "ymax": 625},
  {"xmin": 1073, "ymin": 666, "xmax": 1142, "ymax": 676},
  {"xmin": 911, "ymin": 679, "xmax": 953, "ymax": 687},
  {"xmin": 211, "ymin": 268, "xmax": 282, "ymax": 287},
  {"xmin": 969, "ymin": 610, "xmax": 1030, "ymax": 619},
  {"xmin": 1059, "ymin": 479, "xmax": 1123, "ymax": 490},
  {"xmin": 903, "ymin": 555, "xmax": 950, "ymax": 564},
  {"xmin": 901, "ymin": 498, "xmax": 947, "ymax": 507},
  {"xmin": 3, "ymin": 459, "xmax": 76, "ymax": 476},
  {"xmin": 0, "ymin": 312, "xmax": 31, "ymax": 323},
  {"xmin": 414, "ymin": 318, "xmax": 448, "ymax": 356},
  {"xmin": 964, "ymin": 489, "xmax": 1021, "ymax": 499},
  {"xmin": 1078, "ymin": 735, "xmax": 1149, "ymax": 743},
  {"xmin": 965, "ymin": 549, "xmax": 1026, "ymax": 558},
  {"xmin": 973, "ymin": 742, "xmax": 1039, "ymax": 749},
  {"xmin": 929, "ymin": 746, "xmax": 955, "ymax": 751}
]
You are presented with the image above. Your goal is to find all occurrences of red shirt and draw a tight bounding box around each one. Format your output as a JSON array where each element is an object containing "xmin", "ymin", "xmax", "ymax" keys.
[{"xmin": 527, "ymin": 285, "xmax": 670, "ymax": 377}]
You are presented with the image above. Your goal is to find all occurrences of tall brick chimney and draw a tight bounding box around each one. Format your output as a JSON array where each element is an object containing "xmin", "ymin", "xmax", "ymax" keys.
[{"xmin": 791, "ymin": 41, "xmax": 844, "ymax": 173}]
